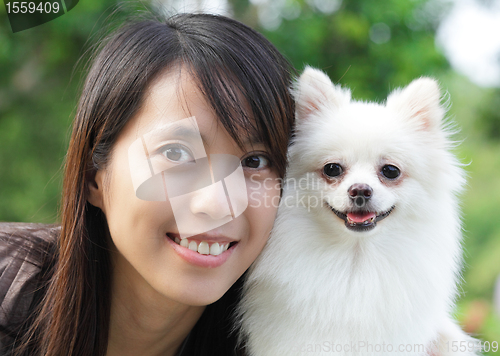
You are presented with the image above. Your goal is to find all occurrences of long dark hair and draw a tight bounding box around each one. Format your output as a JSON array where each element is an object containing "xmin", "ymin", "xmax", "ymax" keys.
[{"xmin": 12, "ymin": 13, "xmax": 295, "ymax": 356}]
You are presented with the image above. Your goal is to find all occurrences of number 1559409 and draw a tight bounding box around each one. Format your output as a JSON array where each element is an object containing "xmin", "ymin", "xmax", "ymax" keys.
[
  {"xmin": 445, "ymin": 340, "xmax": 498, "ymax": 353},
  {"xmin": 5, "ymin": 2, "xmax": 61, "ymax": 14}
]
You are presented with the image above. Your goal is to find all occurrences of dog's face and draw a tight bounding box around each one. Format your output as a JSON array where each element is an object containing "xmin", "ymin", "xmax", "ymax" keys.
[
  {"xmin": 288, "ymin": 67, "xmax": 463, "ymax": 236},
  {"xmin": 315, "ymin": 126, "xmax": 402, "ymax": 233}
]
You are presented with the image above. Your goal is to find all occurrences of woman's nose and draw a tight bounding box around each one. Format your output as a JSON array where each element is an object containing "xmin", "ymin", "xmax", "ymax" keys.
[{"xmin": 189, "ymin": 181, "xmax": 234, "ymax": 220}]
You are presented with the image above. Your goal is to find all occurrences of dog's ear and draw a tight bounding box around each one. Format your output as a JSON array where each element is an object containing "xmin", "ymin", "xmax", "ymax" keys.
[
  {"xmin": 291, "ymin": 66, "xmax": 351, "ymax": 121},
  {"xmin": 386, "ymin": 77, "xmax": 445, "ymax": 131}
]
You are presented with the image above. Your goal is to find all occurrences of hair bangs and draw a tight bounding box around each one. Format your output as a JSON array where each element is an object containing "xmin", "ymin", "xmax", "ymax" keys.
[{"xmin": 175, "ymin": 14, "xmax": 294, "ymax": 177}]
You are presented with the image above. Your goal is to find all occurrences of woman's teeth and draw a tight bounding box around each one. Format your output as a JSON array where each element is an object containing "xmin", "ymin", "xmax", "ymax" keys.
[{"xmin": 174, "ymin": 237, "xmax": 230, "ymax": 256}]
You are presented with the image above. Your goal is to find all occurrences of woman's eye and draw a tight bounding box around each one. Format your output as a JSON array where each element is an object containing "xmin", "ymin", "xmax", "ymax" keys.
[
  {"xmin": 161, "ymin": 144, "xmax": 194, "ymax": 163},
  {"xmin": 381, "ymin": 164, "xmax": 401, "ymax": 179},
  {"xmin": 242, "ymin": 154, "xmax": 270, "ymax": 170},
  {"xmin": 323, "ymin": 163, "xmax": 343, "ymax": 178}
]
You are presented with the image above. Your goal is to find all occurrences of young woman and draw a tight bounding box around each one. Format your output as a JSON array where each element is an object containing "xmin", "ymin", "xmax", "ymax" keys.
[{"xmin": 0, "ymin": 13, "xmax": 295, "ymax": 356}]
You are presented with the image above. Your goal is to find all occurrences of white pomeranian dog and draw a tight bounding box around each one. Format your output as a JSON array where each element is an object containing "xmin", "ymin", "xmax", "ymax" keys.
[{"xmin": 237, "ymin": 67, "xmax": 479, "ymax": 356}]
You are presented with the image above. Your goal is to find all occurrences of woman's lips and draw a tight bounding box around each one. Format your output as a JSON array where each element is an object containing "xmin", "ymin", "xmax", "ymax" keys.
[{"xmin": 166, "ymin": 232, "xmax": 238, "ymax": 268}]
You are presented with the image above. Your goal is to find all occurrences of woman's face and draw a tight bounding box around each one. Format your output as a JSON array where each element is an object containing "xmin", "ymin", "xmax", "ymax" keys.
[{"xmin": 88, "ymin": 68, "xmax": 281, "ymax": 306}]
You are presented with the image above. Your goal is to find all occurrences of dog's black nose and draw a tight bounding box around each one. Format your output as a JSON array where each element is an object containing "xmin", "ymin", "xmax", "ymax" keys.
[{"xmin": 348, "ymin": 183, "xmax": 373, "ymax": 207}]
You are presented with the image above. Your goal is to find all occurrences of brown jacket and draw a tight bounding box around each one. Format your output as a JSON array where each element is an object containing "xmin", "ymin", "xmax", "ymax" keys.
[{"xmin": 0, "ymin": 223, "xmax": 58, "ymax": 354}]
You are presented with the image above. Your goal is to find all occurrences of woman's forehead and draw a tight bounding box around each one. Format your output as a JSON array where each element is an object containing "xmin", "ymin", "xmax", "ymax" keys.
[
  {"xmin": 130, "ymin": 67, "xmax": 261, "ymax": 146},
  {"xmin": 137, "ymin": 69, "xmax": 204, "ymax": 129}
]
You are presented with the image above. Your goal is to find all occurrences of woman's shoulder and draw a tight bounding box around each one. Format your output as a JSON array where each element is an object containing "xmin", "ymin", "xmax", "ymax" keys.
[{"xmin": 0, "ymin": 223, "xmax": 58, "ymax": 338}]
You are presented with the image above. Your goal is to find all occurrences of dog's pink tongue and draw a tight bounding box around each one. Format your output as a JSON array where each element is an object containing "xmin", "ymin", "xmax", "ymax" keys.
[{"xmin": 347, "ymin": 212, "xmax": 376, "ymax": 223}]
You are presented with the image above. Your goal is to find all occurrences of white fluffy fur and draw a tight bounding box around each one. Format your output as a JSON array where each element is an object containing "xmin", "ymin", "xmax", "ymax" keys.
[{"xmin": 237, "ymin": 67, "xmax": 478, "ymax": 355}]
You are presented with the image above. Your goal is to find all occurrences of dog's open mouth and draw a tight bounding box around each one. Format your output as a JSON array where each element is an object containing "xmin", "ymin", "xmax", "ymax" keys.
[{"xmin": 327, "ymin": 204, "xmax": 395, "ymax": 232}]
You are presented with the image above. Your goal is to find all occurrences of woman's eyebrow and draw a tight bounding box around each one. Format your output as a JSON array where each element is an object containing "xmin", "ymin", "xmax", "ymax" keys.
[
  {"xmin": 171, "ymin": 125, "xmax": 202, "ymax": 139},
  {"xmin": 169, "ymin": 125, "xmax": 263, "ymax": 148},
  {"xmin": 241, "ymin": 132, "xmax": 263, "ymax": 146},
  {"xmin": 167, "ymin": 125, "xmax": 209, "ymax": 145}
]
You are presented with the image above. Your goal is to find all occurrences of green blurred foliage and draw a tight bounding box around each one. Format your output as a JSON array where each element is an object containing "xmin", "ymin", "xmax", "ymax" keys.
[
  {"xmin": 234, "ymin": 0, "xmax": 450, "ymax": 101},
  {"xmin": 1, "ymin": 0, "xmax": 499, "ymax": 349},
  {"xmin": 475, "ymin": 88, "xmax": 500, "ymax": 139},
  {"xmin": 0, "ymin": 0, "xmax": 145, "ymax": 222}
]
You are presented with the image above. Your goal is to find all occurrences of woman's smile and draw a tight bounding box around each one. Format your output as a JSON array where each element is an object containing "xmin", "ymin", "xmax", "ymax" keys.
[{"xmin": 166, "ymin": 231, "xmax": 239, "ymax": 268}]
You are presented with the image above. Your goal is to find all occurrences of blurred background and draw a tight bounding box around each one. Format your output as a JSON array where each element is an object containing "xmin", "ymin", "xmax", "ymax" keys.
[{"xmin": 1, "ymin": 0, "xmax": 499, "ymax": 351}]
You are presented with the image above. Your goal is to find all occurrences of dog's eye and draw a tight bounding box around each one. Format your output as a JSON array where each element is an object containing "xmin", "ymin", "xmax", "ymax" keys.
[
  {"xmin": 323, "ymin": 163, "xmax": 343, "ymax": 178},
  {"xmin": 381, "ymin": 165, "xmax": 401, "ymax": 179}
]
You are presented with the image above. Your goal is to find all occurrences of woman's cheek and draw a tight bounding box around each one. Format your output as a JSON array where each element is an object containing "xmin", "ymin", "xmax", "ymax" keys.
[{"xmin": 246, "ymin": 174, "xmax": 281, "ymax": 231}]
